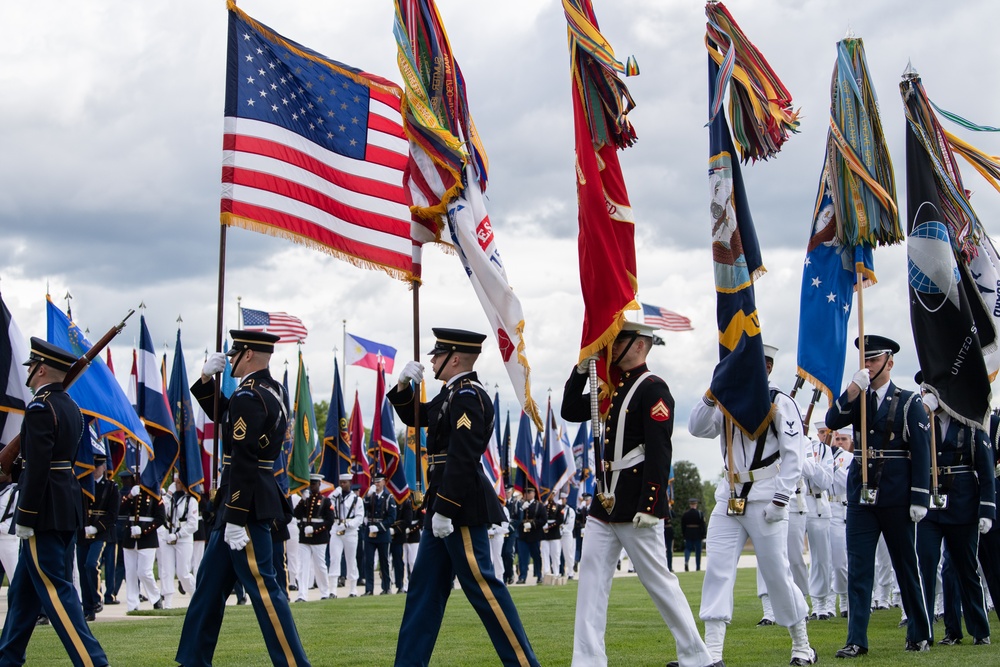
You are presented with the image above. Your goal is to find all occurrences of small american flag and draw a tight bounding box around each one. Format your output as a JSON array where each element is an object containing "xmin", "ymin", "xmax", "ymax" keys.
[
  {"xmin": 241, "ymin": 308, "xmax": 308, "ymax": 343},
  {"xmin": 641, "ymin": 302, "xmax": 694, "ymax": 332}
]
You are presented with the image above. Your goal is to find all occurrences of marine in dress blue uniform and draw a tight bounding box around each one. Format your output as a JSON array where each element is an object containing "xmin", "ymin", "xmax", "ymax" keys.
[
  {"xmin": 362, "ymin": 474, "xmax": 396, "ymax": 595},
  {"xmin": 824, "ymin": 335, "xmax": 932, "ymax": 657},
  {"xmin": 176, "ymin": 330, "xmax": 309, "ymax": 667},
  {"xmin": 77, "ymin": 454, "xmax": 119, "ymax": 621},
  {"xmin": 0, "ymin": 338, "xmax": 108, "ymax": 667},
  {"xmin": 388, "ymin": 328, "xmax": 539, "ymax": 667},
  {"xmin": 914, "ymin": 372, "xmax": 994, "ymax": 645},
  {"xmin": 978, "ymin": 412, "xmax": 1000, "ymax": 625}
]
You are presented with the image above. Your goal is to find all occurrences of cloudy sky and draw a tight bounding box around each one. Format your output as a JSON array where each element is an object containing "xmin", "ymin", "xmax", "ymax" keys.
[{"xmin": 2, "ymin": 0, "xmax": 999, "ymax": 480}]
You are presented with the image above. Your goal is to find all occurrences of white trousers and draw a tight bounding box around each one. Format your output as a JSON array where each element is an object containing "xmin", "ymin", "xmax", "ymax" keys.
[
  {"xmin": 159, "ymin": 541, "xmax": 196, "ymax": 607},
  {"xmin": 805, "ymin": 516, "xmax": 832, "ymax": 611},
  {"xmin": 297, "ymin": 542, "xmax": 330, "ymax": 600},
  {"xmin": 561, "ymin": 532, "xmax": 577, "ymax": 576},
  {"xmin": 328, "ymin": 530, "xmax": 359, "ymax": 595},
  {"xmin": 124, "ymin": 547, "xmax": 160, "ymax": 611},
  {"xmin": 541, "ymin": 540, "xmax": 561, "ymax": 576},
  {"xmin": 701, "ymin": 500, "xmax": 808, "ymax": 627},
  {"xmin": 572, "ymin": 517, "xmax": 712, "ymax": 667},
  {"xmin": 490, "ymin": 533, "xmax": 505, "ymax": 582},
  {"xmin": 755, "ymin": 511, "xmax": 809, "ymax": 601},
  {"xmin": 830, "ymin": 514, "xmax": 848, "ymax": 604},
  {"xmin": 0, "ymin": 535, "xmax": 18, "ymax": 586},
  {"xmin": 286, "ymin": 525, "xmax": 300, "ymax": 587},
  {"xmin": 403, "ymin": 541, "xmax": 418, "ymax": 591}
]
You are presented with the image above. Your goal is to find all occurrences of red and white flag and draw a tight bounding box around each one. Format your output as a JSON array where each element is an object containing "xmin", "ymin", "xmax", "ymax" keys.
[{"xmin": 640, "ymin": 302, "xmax": 694, "ymax": 332}]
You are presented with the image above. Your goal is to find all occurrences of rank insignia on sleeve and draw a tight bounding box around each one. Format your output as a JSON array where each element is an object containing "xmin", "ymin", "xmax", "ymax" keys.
[
  {"xmin": 650, "ymin": 400, "xmax": 670, "ymax": 422},
  {"xmin": 456, "ymin": 413, "xmax": 472, "ymax": 430},
  {"xmin": 233, "ymin": 417, "xmax": 247, "ymax": 441}
]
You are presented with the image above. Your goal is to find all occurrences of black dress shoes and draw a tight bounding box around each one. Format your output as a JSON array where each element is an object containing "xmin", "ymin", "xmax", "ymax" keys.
[
  {"xmin": 757, "ymin": 618, "xmax": 774, "ymax": 626},
  {"xmin": 937, "ymin": 634, "xmax": 961, "ymax": 645},
  {"xmin": 835, "ymin": 644, "xmax": 867, "ymax": 658},
  {"xmin": 905, "ymin": 640, "xmax": 930, "ymax": 651},
  {"xmin": 974, "ymin": 637, "xmax": 991, "ymax": 645}
]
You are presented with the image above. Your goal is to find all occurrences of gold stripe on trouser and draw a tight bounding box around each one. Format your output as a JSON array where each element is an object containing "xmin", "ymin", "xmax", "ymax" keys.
[
  {"xmin": 28, "ymin": 537, "xmax": 94, "ymax": 667},
  {"xmin": 245, "ymin": 537, "xmax": 297, "ymax": 666},
  {"xmin": 460, "ymin": 527, "xmax": 530, "ymax": 667}
]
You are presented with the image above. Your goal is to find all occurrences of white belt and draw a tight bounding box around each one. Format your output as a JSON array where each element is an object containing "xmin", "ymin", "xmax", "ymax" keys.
[
  {"xmin": 829, "ymin": 494, "xmax": 846, "ymax": 503},
  {"xmin": 605, "ymin": 445, "xmax": 645, "ymax": 471},
  {"xmin": 307, "ymin": 518, "xmax": 327, "ymax": 523},
  {"xmin": 732, "ymin": 461, "xmax": 780, "ymax": 484}
]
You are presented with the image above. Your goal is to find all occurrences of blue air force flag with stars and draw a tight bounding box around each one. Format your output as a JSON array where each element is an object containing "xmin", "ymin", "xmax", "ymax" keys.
[
  {"xmin": 222, "ymin": 2, "xmax": 415, "ymax": 281},
  {"xmin": 796, "ymin": 173, "xmax": 874, "ymax": 404}
]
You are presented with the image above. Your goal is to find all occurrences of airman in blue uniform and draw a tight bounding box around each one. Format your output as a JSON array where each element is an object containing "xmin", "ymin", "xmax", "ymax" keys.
[
  {"xmin": 0, "ymin": 338, "xmax": 108, "ymax": 667},
  {"xmin": 825, "ymin": 335, "xmax": 932, "ymax": 657},
  {"xmin": 176, "ymin": 330, "xmax": 309, "ymax": 667},
  {"xmin": 388, "ymin": 328, "xmax": 539, "ymax": 667}
]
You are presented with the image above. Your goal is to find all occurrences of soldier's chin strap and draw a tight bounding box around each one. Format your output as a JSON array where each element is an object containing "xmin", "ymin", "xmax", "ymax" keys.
[
  {"xmin": 229, "ymin": 348, "xmax": 248, "ymax": 378},
  {"xmin": 432, "ymin": 351, "xmax": 455, "ymax": 380},
  {"xmin": 611, "ymin": 333, "xmax": 638, "ymax": 367},
  {"xmin": 868, "ymin": 353, "xmax": 891, "ymax": 387},
  {"xmin": 24, "ymin": 361, "xmax": 41, "ymax": 389}
]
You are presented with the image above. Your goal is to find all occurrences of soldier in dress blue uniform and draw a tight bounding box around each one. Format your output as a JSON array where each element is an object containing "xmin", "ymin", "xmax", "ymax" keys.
[
  {"xmin": 388, "ymin": 328, "xmax": 539, "ymax": 667},
  {"xmin": 825, "ymin": 335, "xmax": 932, "ymax": 657},
  {"xmin": 362, "ymin": 473, "xmax": 396, "ymax": 595},
  {"xmin": 78, "ymin": 454, "xmax": 119, "ymax": 621},
  {"xmin": 913, "ymin": 372, "xmax": 994, "ymax": 645},
  {"xmin": 0, "ymin": 338, "xmax": 108, "ymax": 667},
  {"xmin": 979, "ymin": 411, "xmax": 1000, "ymax": 622},
  {"xmin": 176, "ymin": 330, "xmax": 309, "ymax": 667},
  {"xmin": 565, "ymin": 321, "xmax": 717, "ymax": 667}
]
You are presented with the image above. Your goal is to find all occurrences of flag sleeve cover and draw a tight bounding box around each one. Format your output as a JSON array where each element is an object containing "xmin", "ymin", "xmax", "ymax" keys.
[
  {"xmin": 222, "ymin": 2, "xmax": 416, "ymax": 281},
  {"xmin": 705, "ymin": 57, "xmax": 774, "ymax": 439},
  {"xmin": 564, "ymin": 0, "xmax": 639, "ymax": 376},
  {"xmin": 904, "ymin": 92, "xmax": 991, "ymax": 428}
]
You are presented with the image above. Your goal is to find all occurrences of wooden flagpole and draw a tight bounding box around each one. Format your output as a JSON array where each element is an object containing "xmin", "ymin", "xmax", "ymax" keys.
[
  {"xmin": 856, "ymin": 267, "xmax": 871, "ymax": 502},
  {"xmin": 211, "ymin": 223, "xmax": 228, "ymax": 491}
]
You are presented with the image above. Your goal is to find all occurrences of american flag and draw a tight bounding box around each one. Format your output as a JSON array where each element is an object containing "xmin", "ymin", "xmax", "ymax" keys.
[
  {"xmin": 222, "ymin": 5, "xmax": 418, "ymax": 281},
  {"xmin": 641, "ymin": 302, "xmax": 694, "ymax": 332},
  {"xmin": 241, "ymin": 308, "xmax": 308, "ymax": 343}
]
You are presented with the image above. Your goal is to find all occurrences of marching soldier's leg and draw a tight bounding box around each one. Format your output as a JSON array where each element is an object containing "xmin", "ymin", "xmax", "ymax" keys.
[
  {"xmin": 944, "ymin": 526, "xmax": 990, "ymax": 641},
  {"xmin": 448, "ymin": 526, "xmax": 538, "ymax": 667},
  {"xmin": 395, "ymin": 529, "xmax": 455, "ymax": 667},
  {"xmin": 176, "ymin": 529, "xmax": 238, "ymax": 667},
  {"xmin": 977, "ymin": 527, "xmax": 1000, "ymax": 618},
  {"xmin": 845, "ymin": 506, "xmax": 879, "ymax": 649},
  {"xmin": 880, "ymin": 507, "xmax": 931, "ymax": 644},
  {"xmin": 572, "ymin": 518, "xmax": 619, "ymax": 666},
  {"xmin": 0, "ymin": 546, "xmax": 43, "ymax": 666},
  {"xmin": 24, "ymin": 533, "xmax": 108, "ymax": 667},
  {"xmin": 619, "ymin": 520, "xmax": 713, "ymax": 667},
  {"xmin": 915, "ymin": 520, "xmax": 942, "ymax": 641},
  {"xmin": 236, "ymin": 522, "xmax": 310, "ymax": 667}
]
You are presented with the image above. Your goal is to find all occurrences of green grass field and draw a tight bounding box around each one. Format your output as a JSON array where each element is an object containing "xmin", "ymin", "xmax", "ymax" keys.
[{"xmin": 18, "ymin": 569, "xmax": 1000, "ymax": 665}]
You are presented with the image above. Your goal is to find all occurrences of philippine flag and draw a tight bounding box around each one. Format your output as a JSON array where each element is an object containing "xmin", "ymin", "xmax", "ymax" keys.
[{"xmin": 345, "ymin": 333, "xmax": 397, "ymax": 373}]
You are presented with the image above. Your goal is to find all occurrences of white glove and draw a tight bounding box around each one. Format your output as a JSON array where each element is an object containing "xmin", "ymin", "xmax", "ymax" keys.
[
  {"xmin": 15, "ymin": 524, "xmax": 34, "ymax": 540},
  {"xmin": 168, "ymin": 533, "xmax": 178, "ymax": 544},
  {"xmin": 909, "ymin": 505, "xmax": 928, "ymax": 523},
  {"xmin": 224, "ymin": 522, "xmax": 250, "ymax": 551},
  {"xmin": 304, "ymin": 526, "xmax": 314, "ymax": 536},
  {"xmin": 431, "ymin": 513, "xmax": 454, "ymax": 538},
  {"xmin": 202, "ymin": 352, "xmax": 226, "ymax": 378},
  {"xmin": 523, "ymin": 522, "xmax": 532, "ymax": 533},
  {"xmin": 397, "ymin": 360, "xmax": 425, "ymax": 389},
  {"xmin": 631, "ymin": 512, "xmax": 659, "ymax": 529},
  {"xmin": 130, "ymin": 526, "xmax": 142, "ymax": 538},
  {"xmin": 521, "ymin": 501, "xmax": 530, "ymax": 511},
  {"xmin": 84, "ymin": 526, "xmax": 98, "ymax": 537},
  {"xmin": 167, "ymin": 483, "xmax": 176, "ymax": 495},
  {"xmin": 980, "ymin": 518, "xmax": 993, "ymax": 534},
  {"xmin": 576, "ymin": 353, "xmax": 599, "ymax": 375},
  {"xmin": 922, "ymin": 393, "xmax": 939, "ymax": 413},
  {"xmin": 332, "ymin": 487, "xmax": 342, "ymax": 498},
  {"xmin": 763, "ymin": 502, "xmax": 788, "ymax": 524},
  {"xmin": 130, "ymin": 485, "xmax": 141, "ymax": 497},
  {"xmin": 389, "ymin": 527, "xmax": 395, "ymax": 536},
  {"xmin": 851, "ymin": 368, "xmax": 870, "ymax": 392},
  {"xmin": 301, "ymin": 489, "xmax": 310, "ymax": 500}
]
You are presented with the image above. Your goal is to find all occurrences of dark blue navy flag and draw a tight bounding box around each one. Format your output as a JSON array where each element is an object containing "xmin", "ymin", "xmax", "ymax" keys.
[
  {"xmin": 706, "ymin": 57, "xmax": 773, "ymax": 439},
  {"xmin": 320, "ymin": 358, "xmax": 351, "ymax": 487},
  {"xmin": 512, "ymin": 411, "xmax": 537, "ymax": 494},
  {"xmin": 169, "ymin": 329, "xmax": 203, "ymax": 500},
  {"xmin": 0, "ymin": 293, "xmax": 30, "ymax": 445}
]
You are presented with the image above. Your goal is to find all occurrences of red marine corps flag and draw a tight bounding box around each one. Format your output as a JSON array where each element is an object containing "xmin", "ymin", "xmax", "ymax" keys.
[{"xmin": 563, "ymin": 0, "xmax": 641, "ymax": 406}]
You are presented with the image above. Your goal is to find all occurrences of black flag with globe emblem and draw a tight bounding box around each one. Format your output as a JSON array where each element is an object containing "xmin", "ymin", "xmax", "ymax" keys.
[{"xmin": 905, "ymin": 118, "xmax": 991, "ymax": 428}]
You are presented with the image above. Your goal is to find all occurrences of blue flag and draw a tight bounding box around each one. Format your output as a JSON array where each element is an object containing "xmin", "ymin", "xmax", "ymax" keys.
[
  {"xmin": 141, "ymin": 354, "xmax": 178, "ymax": 498},
  {"xmin": 513, "ymin": 411, "xmax": 537, "ymax": 494},
  {"xmin": 45, "ymin": 296, "xmax": 152, "ymax": 448},
  {"xmin": 706, "ymin": 57, "xmax": 773, "ymax": 439},
  {"xmin": 74, "ymin": 419, "xmax": 97, "ymax": 501},
  {"xmin": 539, "ymin": 401, "xmax": 568, "ymax": 501},
  {"xmin": 137, "ymin": 316, "xmax": 177, "ymax": 439},
  {"xmin": 169, "ymin": 329, "xmax": 203, "ymax": 500},
  {"xmin": 796, "ymin": 181, "xmax": 873, "ymax": 404},
  {"xmin": 221, "ymin": 341, "xmax": 237, "ymax": 398},
  {"xmin": 501, "ymin": 410, "xmax": 511, "ymax": 486},
  {"xmin": 271, "ymin": 368, "xmax": 293, "ymax": 496},
  {"xmin": 320, "ymin": 359, "xmax": 351, "ymax": 485}
]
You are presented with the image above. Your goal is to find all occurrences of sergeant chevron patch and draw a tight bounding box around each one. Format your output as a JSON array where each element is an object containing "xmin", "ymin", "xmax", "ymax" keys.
[
  {"xmin": 456, "ymin": 413, "xmax": 472, "ymax": 430},
  {"xmin": 651, "ymin": 400, "xmax": 670, "ymax": 421},
  {"xmin": 233, "ymin": 417, "xmax": 247, "ymax": 441}
]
